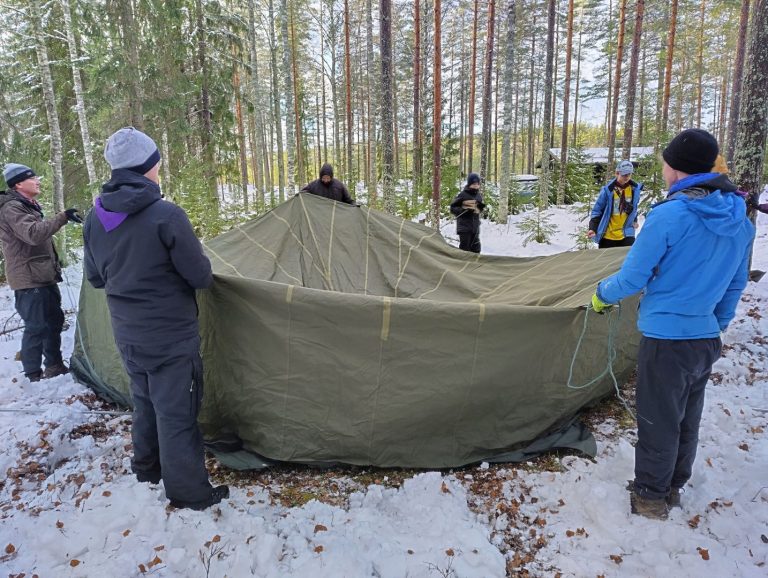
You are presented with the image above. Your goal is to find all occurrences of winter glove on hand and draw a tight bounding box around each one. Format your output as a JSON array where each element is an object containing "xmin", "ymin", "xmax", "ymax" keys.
[
  {"xmin": 591, "ymin": 293, "xmax": 612, "ymax": 314},
  {"xmin": 65, "ymin": 208, "xmax": 83, "ymax": 224}
]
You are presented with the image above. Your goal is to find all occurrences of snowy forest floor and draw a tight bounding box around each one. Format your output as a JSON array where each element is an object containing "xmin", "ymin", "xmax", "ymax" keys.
[{"xmin": 0, "ymin": 205, "xmax": 766, "ymax": 578}]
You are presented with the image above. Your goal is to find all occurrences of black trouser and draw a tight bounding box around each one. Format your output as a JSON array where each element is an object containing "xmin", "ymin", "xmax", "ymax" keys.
[
  {"xmin": 598, "ymin": 236, "xmax": 635, "ymax": 249},
  {"xmin": 634, "ymin": 336, "xmax": 722, "ymax": 500},
  {"xmin": 14, "ymin": 284, "xmax": 64, "ymax": 376},
  {"xmin": 459, "ymin": 232, "xmax": 481, "ymax": 253},
  {"xmin": 117, "ymin": 335, "xmax": 213, "ymax": 503}
]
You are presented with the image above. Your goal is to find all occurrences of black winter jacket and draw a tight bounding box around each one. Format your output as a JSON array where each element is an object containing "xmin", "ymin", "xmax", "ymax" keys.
[
  {"xmin": 449, "ymin": 187, "xmax": 485, "ymax": 234},
  {"xmin": 300, "ymin": 163, "xmax": 354, "ymax": 204},
  {"xmin": 83, "ymin": 169, "xmax": 212, "ymax": 346}
]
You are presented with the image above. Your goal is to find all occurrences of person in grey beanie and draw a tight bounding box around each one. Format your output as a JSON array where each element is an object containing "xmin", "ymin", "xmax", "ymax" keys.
[
  {"xmin": 0, "ymin": 163, "xmax": 82, "ymax": 381},
  {"xmin": 83, "ymin": 127, "xmax": 228, "ymax": 511}
]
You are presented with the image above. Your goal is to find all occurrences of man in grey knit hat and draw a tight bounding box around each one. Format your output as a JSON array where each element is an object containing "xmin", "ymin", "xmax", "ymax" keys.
[
  {"xmin": 83, "ymin": 127, "xmax": 228, "ymax": 511},
  {"xmin": 0, "ymin": 163, "xmax": 82, "ymax": 381}
]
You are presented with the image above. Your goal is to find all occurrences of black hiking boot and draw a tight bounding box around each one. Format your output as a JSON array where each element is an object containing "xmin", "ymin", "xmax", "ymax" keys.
[
  {"xmin": 666, "ymin": 487, "xmax": 683, "ymax": 509},
  {"xmin": 135, "ymin": 470, "xmax": 161, "ymax": 484},
  {"xmin": 169, "ymin": 485, "xmax": 230, "ymax": 511},
  {"xmin": 42, "ymin": 362, "xmax": 69, "ymax": 379},
  {"xmin": 26, "ymin": 371, "xmax": 42, "ymax": 382},
  {"xmin": 630, "ymin": 491, "xmax": 669, "ymax": 520}
]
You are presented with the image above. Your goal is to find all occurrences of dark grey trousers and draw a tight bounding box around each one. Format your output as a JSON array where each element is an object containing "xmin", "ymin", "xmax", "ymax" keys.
[
  {"xmin": 117, "ymin": 335, "xmax": 213, "ymax": 503},
  {"xmin": 14, "ymin": 284, "xmax": 64, "ymax": 376},
  {"xmin": 634, "ymin": 336, "xmax": 722, "ymax": 500}
]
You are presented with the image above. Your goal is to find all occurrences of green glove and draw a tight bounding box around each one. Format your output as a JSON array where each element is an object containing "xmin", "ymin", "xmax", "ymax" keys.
[{"xmin": 591, "ymin": 293, "xmax": 612, "ymax": 314}]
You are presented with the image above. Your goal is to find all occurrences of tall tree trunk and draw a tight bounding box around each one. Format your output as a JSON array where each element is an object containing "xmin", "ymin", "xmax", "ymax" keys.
[
  {"xmin": 380, "ymin": 0, "xmax": 395, "ymax": 213},
  {"xmin": 366, "ymin": 0, "xmax": 378, "ymax": 201},
  {"xmin": 247, "ymin": 0, "xmax": 265, "ymax": 204},
  {"xmin": 31, "ymin": 0, "xmax": 64, "ymax": 216},
  {"xmin": 539, "ymin": 0, "xmax": 556, "ymax": 209},
  {"xmin": 121, "ymin": 0, "xmax": 144, "ymax": 129},
  {"xmin": 571, "ymin": 5, "xmax": 583, "ymax": 147},
  {"xmin": 605, "ymin": 0, "xmax": 613, "ymax": 140},
  {"xmin": 526, "ymin": 12, "xmax": 537, "ymax": 174},
  {"xmin": 162, "ymin": 130, "xmax": 173, "ymax": 201},
  {"xmin": 432, "ymin": 0, "xmax": 442, "ymax": 229},
  {"xmin": 61, "ymin": 0, "xmax": 97, "ymax": 198},
  {"xmin": 344, "ymin": 0, "xmax": 353, "ymax": 181},
  {"xmin": 695, "ymin": 0, "xmax": 705, "ymax": 126},
  {"xmin": 661, "ymin": 0, "xmax": 678, "ymax": 134},
  {"xmin": 606, "ymin": 0, "xmax": 627, "ymax": 173},
  {"xmin": 733, "ymin": 0, "xmax": 768, "ymax": 202},
  {"xmin": 289, "ymin": 7, "xmax": 304, "ymax": 185},
  {"xmin": 281, "ymin": 0, "xmax": 296, "ymax": 191},
  {"xmin": 638, "ymin": 44, "xmax": 646, "ymax": 145},
  {"xmin": 269, "ymin": 0, "xmax": 285, "ymax": 202},
  {"xmin": 726, "ymin": 0, "xmax": 752, "ymax": 164},
  {"xmin": 467, "ymin": 0, "xmax": 480, "ymax": 173},
  {"xmin": 196, "ymin": 0, "xmax": 217, "ymax": 206},
  {"xmin": 479, "ymin": 0, "xmax": 496, "ymax": 181},
  {"xmin": 557, "ymin": 0, "xmax": 575, "ymax": 204},
  {"xmin": 498, "ymin": 0, "xmax": 517, "ymax": 224},
  {"xmin": 622, "ymin": 0, "xmax": 644, "ymax": 158},
  {"xmin": 412, "ymin": 0, "xmax": 422, "ymax": 204},
  {"xmin": 233, "ymin": 60, "xmax": 249, "ymax": 211}
]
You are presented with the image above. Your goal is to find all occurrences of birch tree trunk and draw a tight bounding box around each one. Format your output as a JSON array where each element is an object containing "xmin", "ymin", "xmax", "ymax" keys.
[
  {"xmin": 412, "ymin": 0, "xmax": 422, "ymax": 203},
  {"xmin": 622, "ymin": 0, "xmax": 644, "ymax": 158},
  {"xmin": 366, "ymin": 0, "xmax": 378, "ymax": 201},
  {"xmin": 61, "ymin": 0, "xmax": 97, "ymax": 198},
  {"xmin": 247, "ymin": 0, "xmax": 265, "ymax": 204},
  {"xmin": 539, "ymin": 0, "xmax": 556, "ymax": 209},
  {"xmin": 281, "ymin": 0, "xmax": 296, "ymax": 191},
  {"xmin": 269, "ymin": 0, "xmax": 286, "ymax": 203},
  {"xmin": 344, "ymin": 0, "xmax": 353, "ymax": 181},
  {"xmin": 498, "ymin": 0, "xmax": 517, "ymax": 224},
  {"xmin": 31, "ymin": 0, "xmax": 64, "ymax": 216},
  {"xmin": 479, "ymin": 0, "xmax": 496, "ymax": 181},
  {"xmin": 467, "ymin": 0, "xmax": 480, "ymax": 173}
]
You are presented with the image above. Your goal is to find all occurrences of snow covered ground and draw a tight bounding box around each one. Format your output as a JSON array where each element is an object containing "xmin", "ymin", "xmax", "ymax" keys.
[{"xmin": 0, "ymin": 205, "xmax": 766, "ymax": 577}]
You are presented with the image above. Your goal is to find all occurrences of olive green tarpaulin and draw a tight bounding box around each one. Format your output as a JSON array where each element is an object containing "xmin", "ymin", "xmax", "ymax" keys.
[{"xmin": 72, "ymin": 193, "xmax": 640, "ymax": 468}]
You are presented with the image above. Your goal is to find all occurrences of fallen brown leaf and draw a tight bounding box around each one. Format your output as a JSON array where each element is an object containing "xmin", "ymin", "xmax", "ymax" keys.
[
  {"xmin": 441, "ymin": 481, "xmax": 451, "ymax": 494},
  {"xmin": 69, "ymin": 559, "xmax": 80, "ymax": 567},
  {"xmin": 123, "ymin": 529, "xmax": 131, "ymax": 537},
  {"xmin": 314, "ymin": 545, "xmax": 324, "ymax": 553},
  {"xmin": 446, "ymin": 548, "xmax": 455, "ymax": 557},
  {"xmin": 609, "ymin": 554, "xmax": 623, "ymax": 565},
  {"xmin": 56, "ymin": 521, "xmax": 63, "ymax": 529},
  {"xmin": 5, "ymin": 544, "xmax": 15, "ymax": 554},
  {"xmin": 688, "ymin": 515, "xmax": 701, "ymax": 529},
  {"xmin": 697, "ymin": 547, "xmax": 710, "ymax": 561},
  {"xmin": 314, "ymin": 524, "xmax": 327, "ymax": 533}
]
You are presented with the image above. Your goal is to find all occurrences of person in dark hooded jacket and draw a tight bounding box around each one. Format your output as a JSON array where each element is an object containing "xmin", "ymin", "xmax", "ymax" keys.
[
  {"xmin": 301, "ymin": 163, "xmax": 354, "ymax": 204},
  {"xmin": 449, "ymin": 173, "xmax": 485, "ymax": 253},
  {"xmin": 591, "ymin": 129, "xmax": 754, "ymax": 520},
  {"xmin": 83, "ymin": 127, "xmax": 228, "ymax": 511}
]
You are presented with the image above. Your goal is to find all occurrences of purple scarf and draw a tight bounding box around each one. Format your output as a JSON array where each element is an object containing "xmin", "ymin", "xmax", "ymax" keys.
[{"xmin": 95, "ymin": 197, "xmax": 128, "ymax": 232}]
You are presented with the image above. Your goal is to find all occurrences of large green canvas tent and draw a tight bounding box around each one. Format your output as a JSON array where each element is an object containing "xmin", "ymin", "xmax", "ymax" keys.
[{"xmin": 72, "ymin": 193, "xmax": 640, "ymax": 468}]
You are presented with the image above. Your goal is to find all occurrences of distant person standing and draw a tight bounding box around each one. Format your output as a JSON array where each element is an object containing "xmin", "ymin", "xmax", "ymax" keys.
[
  {"xmin": 588, "ymin": 160, "xmax": 642, "ymax": 248},
  {"xmin": 83, "ymin": 127, "xmax": 228, "ymax": 511},
  {"xmin": 0, "ymin": 163, "xmax": 81, "ymax": 382},
  {"xmin": 301, "ymin": 163, "xmax": 355, "ymax": 204},
  {"xmin": 450, "ymin": 172, "xmax": 485, "ymax": 253}
]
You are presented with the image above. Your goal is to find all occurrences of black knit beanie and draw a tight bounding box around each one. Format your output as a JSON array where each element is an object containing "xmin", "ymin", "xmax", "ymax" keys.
[
  {"xmin": 662, "ymin": 129, "xmax": 719, "ymax": 175},
  {"xmin": 467, "ymin": 173, "xmax": 481, "ymax": 186}
]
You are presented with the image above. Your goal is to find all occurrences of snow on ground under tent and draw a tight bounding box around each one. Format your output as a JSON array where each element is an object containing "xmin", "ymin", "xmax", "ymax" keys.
[{"xmin": 0, "ymin": 203, "xmax": 766, "ymax": 578}]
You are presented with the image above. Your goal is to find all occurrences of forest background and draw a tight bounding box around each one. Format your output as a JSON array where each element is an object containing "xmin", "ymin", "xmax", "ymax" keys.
[{"xmin": 0, "ymin": 0, "xmax": 766, "ymax": 243}]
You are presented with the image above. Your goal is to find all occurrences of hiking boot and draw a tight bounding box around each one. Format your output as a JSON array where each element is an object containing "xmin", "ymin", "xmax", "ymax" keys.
[
  {"xmin": 169, "ymin": 485, "xmax": 229, "ymax": 511},
  {"xmin": 26, "ymin": 371, "xmax": 42, "ymax": 382},
  {"xmin": 666, "ymin": 487, "xmax": 683, "ymax": 509},
  {"xmin": 42, "ymin": 362, "xmax": 69, "ymax": 379},
  {"xmin": 136, "ymin": 470, "xmax": 161, "ymax": 484},
  {"xmin": 630, "ymin": 492, "xmax": 669, "ymax": 520}
]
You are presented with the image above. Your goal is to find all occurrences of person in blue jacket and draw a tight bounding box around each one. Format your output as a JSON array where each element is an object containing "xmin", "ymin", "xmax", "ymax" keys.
[
  {"xmin": 591, "ymin": 129, "xmax": 754, "ymax": 520},
  {"xmin": 588, "ymin": 160, "xmax": 642, "ymax": 248}
]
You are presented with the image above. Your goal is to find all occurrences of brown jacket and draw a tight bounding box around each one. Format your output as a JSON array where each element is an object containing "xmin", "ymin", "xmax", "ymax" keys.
[{"xmin": 0, "ymin": 189, "xmax": 67, "ymax": 290}]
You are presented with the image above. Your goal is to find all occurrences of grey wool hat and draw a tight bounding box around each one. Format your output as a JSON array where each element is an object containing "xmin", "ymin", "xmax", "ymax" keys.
[
  {"xmin": 616, "ymin": 160, "xmax": 634, "ymax": 175},
  {"xmin": 104, "ymin": 127, "xmax": 161, "ymax": 175},
  {"xmin": 2, "ymin": 163, "xmax": 36, "ymax": 188}
]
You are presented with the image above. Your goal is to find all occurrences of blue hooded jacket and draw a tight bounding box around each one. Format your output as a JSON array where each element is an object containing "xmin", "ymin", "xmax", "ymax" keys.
[
  {"xmin": 589, "ymin": 179, "xmax": 642, "ymax": 243},
  {"xmin": 597, "ymin": 173, "xmax": 755, "ymax": 339}
]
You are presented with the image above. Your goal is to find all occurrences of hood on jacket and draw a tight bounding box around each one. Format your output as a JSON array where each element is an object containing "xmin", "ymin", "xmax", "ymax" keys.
[
  {"xmin": 0, "ymin": 189, "xmax": 42, "ymax": 215},
  {"xmin": 100, "ymin": 169, "xmax": 162, "ymax": 215},
  {"xmin": 320, "ymin": 163, "xmax": 334, "ymax": 179},
  {"xmin": 667, "ymin": 173, "xmax": 747, "ymax": 237}
]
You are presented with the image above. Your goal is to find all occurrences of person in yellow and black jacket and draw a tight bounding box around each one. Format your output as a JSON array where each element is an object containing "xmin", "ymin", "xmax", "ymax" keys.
[{"xmin": 588, "ymin": 160, "xmax": 642, "ymax": 248}]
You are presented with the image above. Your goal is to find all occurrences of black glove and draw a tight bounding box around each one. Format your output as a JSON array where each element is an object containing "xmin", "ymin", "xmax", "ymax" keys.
[{"xmin": 65, "ymin": 208, "xmax": 83, "ymax": 224}]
